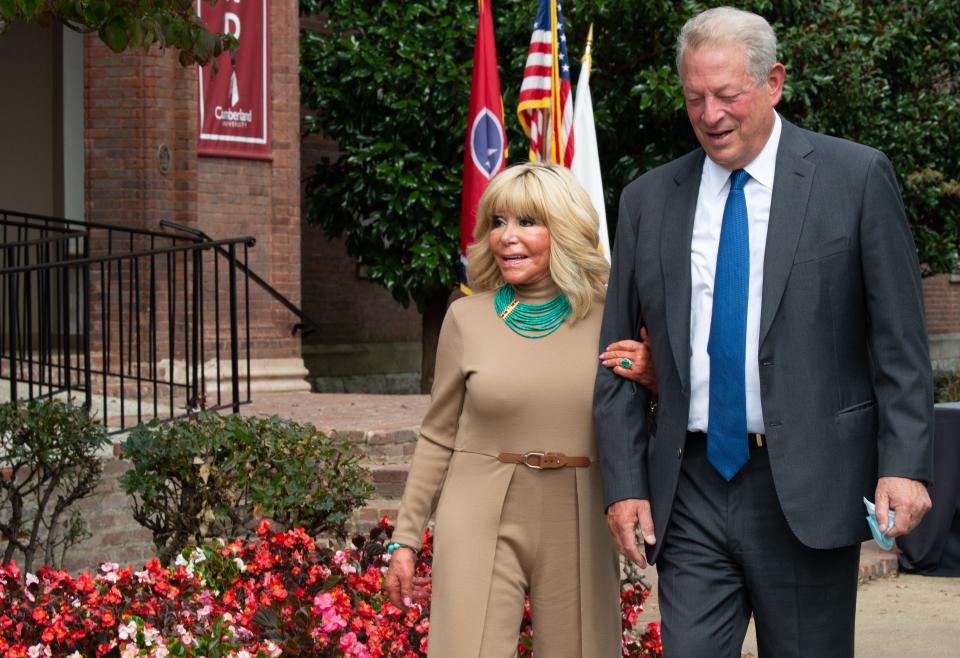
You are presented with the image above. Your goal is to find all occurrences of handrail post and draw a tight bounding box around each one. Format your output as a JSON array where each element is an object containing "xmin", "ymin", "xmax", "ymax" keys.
[
  {"xmin": 82, "ymin": 233, "xmax": 92, "ymax": 410},
  {"xmin": 191, "ymin": 248, "xmax": 201, "ymax": 409},
  {"xmin": 61, "ymin": 261, "xmax": 72, "ymax": 396},
  {"xmin": 7, "ymin": 245, "xmax": 18, "ymax": 402},
  {"xmin": 227, "ymin": 244, "xmax": 241, "ymax": 414}
]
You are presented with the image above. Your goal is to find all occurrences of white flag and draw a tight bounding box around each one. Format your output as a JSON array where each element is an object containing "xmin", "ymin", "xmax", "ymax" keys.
[{"xmin": 570, "ymin": 28, "xmax": 611, "ymax": 263}]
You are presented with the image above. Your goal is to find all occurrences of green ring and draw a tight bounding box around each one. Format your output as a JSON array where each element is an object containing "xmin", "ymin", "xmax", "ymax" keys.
[{"xmin": 619, "ymin": 358, "xmax": 633, "ymax": 369}]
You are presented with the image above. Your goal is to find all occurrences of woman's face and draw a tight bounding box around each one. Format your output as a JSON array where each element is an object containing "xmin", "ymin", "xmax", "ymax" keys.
[{"xmin": 488, "ymin": 210, "xmax": 551, "ymax": 286}]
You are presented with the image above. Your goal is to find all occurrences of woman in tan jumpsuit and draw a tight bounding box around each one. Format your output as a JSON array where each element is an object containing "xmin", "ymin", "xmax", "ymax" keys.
[{"xmin": 384, "ymin": 163, "xmax": 650, "ymax": 657}]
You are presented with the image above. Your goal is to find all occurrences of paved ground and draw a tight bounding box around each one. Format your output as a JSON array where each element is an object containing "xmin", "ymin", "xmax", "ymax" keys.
[
  {"xmin": 246, "ymin": 391, "xmax": 960, "ymax": 655},
  {"xmin": 244, "ymin": 392, "xmax": 430, "ymax": 433}
]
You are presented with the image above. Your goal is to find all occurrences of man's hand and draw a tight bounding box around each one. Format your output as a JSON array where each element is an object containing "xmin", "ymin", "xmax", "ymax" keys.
[
  {"xmin": 607, "ymin": 498, "xmax": 656, "ymax": 568},
  {"xmin": 874, "ymin": 476, "xmax": 932, "ymax": 537}
]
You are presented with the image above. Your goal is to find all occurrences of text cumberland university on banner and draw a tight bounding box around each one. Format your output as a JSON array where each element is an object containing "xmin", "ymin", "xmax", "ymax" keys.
[{"xmin": 197, "ymin": 0, "xmax": 271, "ymax": 160}]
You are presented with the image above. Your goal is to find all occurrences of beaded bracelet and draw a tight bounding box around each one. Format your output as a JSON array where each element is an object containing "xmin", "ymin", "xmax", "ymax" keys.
[{"xmin": 386, "ymin": 542, "xmax": 414, "ymax": 554}]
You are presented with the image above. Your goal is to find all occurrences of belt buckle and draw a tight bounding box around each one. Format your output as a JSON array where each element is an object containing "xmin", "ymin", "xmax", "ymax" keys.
[{"xmin": 522, "ymin": 451, "xmax": 545, "ymax": 470}]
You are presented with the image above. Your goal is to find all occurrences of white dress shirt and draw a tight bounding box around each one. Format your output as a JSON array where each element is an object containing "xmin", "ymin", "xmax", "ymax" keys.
[{"xmin": 688, "ymin": 113, "xmax": 782, "ymax": 434}]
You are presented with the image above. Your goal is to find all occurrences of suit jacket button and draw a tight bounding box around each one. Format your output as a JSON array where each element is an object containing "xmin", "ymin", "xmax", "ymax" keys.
[{"xmin": 677, "ymin": 447, "xmax": 683, "ymax": 459}]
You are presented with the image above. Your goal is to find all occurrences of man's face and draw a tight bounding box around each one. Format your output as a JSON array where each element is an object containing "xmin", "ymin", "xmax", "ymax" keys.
[{"xmin": 680, "ymin": 43, "xmax": 785, "ymax": 170}]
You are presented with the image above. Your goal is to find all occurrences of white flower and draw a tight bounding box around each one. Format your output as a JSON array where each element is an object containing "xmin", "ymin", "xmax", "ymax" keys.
[
  {"xmin": 118, "ymin": 620, "xmax": 138, "ymax": 641},
  {"xmin": 27, "ymin": 645, "xmax": 50, "ymax": 658},
  {"xmin": 233, "ymin": 557, "xmax": 246, "ymax": 572},
  {"xmin": 143, "ymin": 626, "xmax": 160, "ymax": 646}
]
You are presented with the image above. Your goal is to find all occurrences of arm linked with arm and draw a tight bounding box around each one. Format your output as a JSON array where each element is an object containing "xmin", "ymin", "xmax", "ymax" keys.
[{"xmin": 593, "ymin": 189, "xmax": 654, "ymax": 508}]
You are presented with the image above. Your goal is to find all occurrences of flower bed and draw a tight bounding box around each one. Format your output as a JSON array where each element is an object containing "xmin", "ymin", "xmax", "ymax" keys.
[{"xmin": 0, "ymin": 519, "xmax": 661, "ymax": 657}]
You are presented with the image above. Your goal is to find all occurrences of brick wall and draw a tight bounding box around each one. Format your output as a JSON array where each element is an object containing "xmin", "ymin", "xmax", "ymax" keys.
[
  {"xmin": 922, "ymin": 273, "xmax": 960, "ymax": 369},
  {"xmin": 923, "ymin": 274, "xmax": 960, "ymax": 334},
  {"xmin": 300, "ymin": 131, "xmax": 422, "ymax": 392},
  {"xmin": 64, "ymin": 455, "xmax": 156, "ymax": 574}
]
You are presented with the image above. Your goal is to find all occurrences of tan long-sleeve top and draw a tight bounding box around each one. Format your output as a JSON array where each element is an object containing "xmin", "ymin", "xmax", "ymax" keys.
[{"xmin": 392, "ymin": 277, "xmax": 621, "ymax": 657}]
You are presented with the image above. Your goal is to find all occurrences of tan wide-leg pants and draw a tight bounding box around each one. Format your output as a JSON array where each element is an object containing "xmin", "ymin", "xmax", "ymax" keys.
[{"xmin": 477, "ymin": 465, "xmax": 582, "ymax": 657}]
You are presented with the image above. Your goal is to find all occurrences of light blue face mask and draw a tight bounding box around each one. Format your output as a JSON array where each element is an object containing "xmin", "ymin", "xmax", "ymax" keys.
[{"xmin": 863, "ymin": 497, "xmax": 896, "ymax": 551}]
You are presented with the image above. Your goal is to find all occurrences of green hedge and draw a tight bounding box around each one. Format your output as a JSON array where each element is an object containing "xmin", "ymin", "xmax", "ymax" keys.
[{"xmin": 120, "ymin": 413, "xmax": 373, "ymax": 564}]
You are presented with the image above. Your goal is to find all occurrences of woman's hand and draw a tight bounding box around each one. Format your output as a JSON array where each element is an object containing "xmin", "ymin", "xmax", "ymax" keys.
[
  {"xmin": 383, "ymin": 547, "xmax": 430, "ymax": 611},
  {"xmin": 599, "ymin": 326, "xmax": 657, "ymax": 392}
]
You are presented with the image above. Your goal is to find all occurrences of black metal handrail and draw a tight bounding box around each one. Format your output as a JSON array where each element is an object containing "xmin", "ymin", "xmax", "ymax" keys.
[
  {"xmin": 0, "ymin": 210, "xmax": 255, "ymax": 434},
  {"xmin": 160, "ymin": 220, "xmax": 322, "ymax": 337}
]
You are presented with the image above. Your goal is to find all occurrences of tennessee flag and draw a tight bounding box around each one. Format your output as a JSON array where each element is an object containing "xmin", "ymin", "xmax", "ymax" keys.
[{"xmin": 460, "ymin": 0, "xmax": 507, "ymax": 292}]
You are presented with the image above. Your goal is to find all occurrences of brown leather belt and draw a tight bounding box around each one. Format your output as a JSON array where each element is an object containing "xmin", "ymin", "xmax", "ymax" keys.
[
  {"xmin": 688, "ymin": 431, "xmax": 766, "ymax": 449},
  {"xmin": 497, "ymin": 451, "xmax": 592, "ymax": 469}
]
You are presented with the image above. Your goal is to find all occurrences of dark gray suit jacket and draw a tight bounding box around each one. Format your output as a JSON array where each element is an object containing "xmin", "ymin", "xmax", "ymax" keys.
[{"xmin": 594, "ymin": 118, "xmax": 934, "ymax": 563}]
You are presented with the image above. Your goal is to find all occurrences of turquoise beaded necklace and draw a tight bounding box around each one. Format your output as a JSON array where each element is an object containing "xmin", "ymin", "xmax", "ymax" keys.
[{"xmin": 494, "ymin": 284, "xmax": 571, "ymax": 338}]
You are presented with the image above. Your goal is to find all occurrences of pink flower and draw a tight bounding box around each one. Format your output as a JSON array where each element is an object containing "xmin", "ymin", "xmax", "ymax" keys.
[
  {"xmin": 321, "ymin": 610, "xmax": 348, "ymax": 633},
  {"xmin": 314, "ymin": 592, "xmax": 334, "ymax": 611},
  {"xmin": 339, "ymin": 632, "xmax": 358, "ymax": 650}
]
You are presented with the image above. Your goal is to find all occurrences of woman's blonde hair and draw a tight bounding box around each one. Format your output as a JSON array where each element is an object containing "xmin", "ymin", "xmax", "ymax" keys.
[{"xmin": 466, "ymin": 162, "xmax": 609, "ymax": 320}]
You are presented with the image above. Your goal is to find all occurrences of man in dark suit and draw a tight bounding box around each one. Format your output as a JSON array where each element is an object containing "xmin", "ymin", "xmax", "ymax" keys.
[{"xmin": 594, "ymin": 7, "xmax": 934, "ymax": 657}]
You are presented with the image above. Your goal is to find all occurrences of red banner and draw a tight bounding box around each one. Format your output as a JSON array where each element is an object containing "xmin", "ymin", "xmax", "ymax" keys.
[{"xmin": 197, "ymin": 0, "xmax": 271, "ymax": 159}]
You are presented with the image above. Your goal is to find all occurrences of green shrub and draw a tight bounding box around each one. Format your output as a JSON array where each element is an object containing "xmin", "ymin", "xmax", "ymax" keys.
[
  {"xmin": 0, "ymin": 398, "xmax": 110, "ymax": 572},
  {"xmin": 934, "ymin": 367, "xmax": 960, "ymax": 403},
  {"xmin": 118, "ymin": 413, "xmax": 373, "ymax": 564}
]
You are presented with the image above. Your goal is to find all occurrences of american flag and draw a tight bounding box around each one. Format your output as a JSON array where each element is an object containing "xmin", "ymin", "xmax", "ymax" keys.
[{"xmin": 517, "ymin": 0, "xmax": 574, "ymax": 166}]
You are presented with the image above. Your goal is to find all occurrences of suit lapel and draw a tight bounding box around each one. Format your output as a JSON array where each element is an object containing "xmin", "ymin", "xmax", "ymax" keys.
[
  {"xmin": 760, "ymin": 120, "xmax": 815, "ymax": 346},
  {"xmin": 661, "ymin": 152, "xmax": 704, "ymax": 392}
]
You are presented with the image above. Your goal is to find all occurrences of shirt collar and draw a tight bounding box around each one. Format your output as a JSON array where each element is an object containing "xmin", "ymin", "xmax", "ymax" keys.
[{"xmin": 702, "ymin": 112, "xmax": 782, "ymax": 197}]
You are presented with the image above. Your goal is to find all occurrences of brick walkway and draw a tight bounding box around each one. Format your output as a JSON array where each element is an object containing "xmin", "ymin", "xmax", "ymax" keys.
[
  {"xmin": 243, "ymin": 392, "xmax": 429, "ymax": 434},
  {"xmin": 243, "ymin": 390, "xmax": 900, "ymax": 624}
]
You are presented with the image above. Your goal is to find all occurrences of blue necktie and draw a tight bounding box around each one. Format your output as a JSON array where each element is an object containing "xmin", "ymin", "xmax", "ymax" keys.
[{"xmin": 707, "ymin": 168, "xmax": 751, "ymax": 480}]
